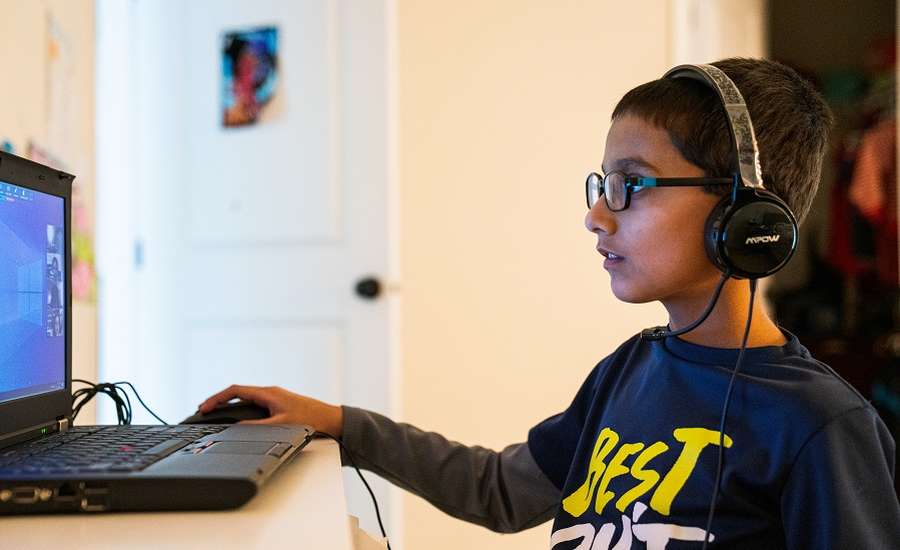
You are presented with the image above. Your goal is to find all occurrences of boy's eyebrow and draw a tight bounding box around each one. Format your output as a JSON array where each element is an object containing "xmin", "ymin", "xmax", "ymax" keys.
[{"xmin": 601, "ymin": 157, "xmax": 661, "ymax": 174}]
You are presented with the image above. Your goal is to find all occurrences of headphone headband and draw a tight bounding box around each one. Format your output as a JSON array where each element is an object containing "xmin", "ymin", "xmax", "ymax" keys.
[{"xmin": 663, "ymin": 64, "xmax": 764, "ymax": 191}]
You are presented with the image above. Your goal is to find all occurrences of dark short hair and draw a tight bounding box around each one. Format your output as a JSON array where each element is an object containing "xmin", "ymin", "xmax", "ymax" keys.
[{"xmin": 611, "ymin": 58, "xmax": 834, "ymax": 225}]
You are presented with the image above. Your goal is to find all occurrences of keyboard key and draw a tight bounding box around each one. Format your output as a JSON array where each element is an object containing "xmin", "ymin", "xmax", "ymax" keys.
[{"xmin": 142, "ymin": 439, "xmax": 190, "ymax": 457}]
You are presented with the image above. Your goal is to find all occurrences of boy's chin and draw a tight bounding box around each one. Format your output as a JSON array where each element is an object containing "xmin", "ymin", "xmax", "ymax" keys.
[{"xmin": 609, "ymin": 282, "xmax": 658, "ymax": 304}]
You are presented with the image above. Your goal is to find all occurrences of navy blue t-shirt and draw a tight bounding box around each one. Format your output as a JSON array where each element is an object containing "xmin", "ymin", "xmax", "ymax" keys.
[{"xmin": 528, "ymin": 331, "xmax": 900, "ymax": 549}]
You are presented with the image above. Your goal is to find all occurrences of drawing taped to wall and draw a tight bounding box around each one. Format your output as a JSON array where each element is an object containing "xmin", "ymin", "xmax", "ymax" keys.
[{"xmin": 222, "ymin": 26, "xmax": 279, "ymax": 128}]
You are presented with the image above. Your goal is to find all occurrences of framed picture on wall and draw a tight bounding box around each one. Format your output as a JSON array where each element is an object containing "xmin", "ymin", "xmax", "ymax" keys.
[{"xmin": 222, "ymin": 26, "xmax": 279, "ymax": 128}]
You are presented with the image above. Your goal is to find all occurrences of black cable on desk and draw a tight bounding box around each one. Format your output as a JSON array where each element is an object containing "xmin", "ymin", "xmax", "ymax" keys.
[{"xmin": 316, "ymin": 432, "xmax": 392, "ymax": 550}]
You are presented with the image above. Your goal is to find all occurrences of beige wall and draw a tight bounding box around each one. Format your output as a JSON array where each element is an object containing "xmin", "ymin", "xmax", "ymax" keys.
[
  {"xmin": 397, "ymin": 2, "xmax": 670, "ymax": 548},
  {"xmin": 0, "ymin": 1, "xmax": 96, "ymax": 418}
]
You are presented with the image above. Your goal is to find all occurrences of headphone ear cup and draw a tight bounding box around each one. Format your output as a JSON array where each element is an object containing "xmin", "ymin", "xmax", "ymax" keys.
[{"xmin": 706, "ymin": 188, "xmax": 798, "ymax": 278}]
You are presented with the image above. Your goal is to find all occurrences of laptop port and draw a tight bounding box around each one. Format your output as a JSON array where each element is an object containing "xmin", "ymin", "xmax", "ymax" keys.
[
  {"xmin": 80, "ymin": 492, "xmax": 108, "ymax": 512},
  {"xmin": 53, "ymin": 482, "xmax": 79, "ymax": 502},
  {"xmin": 12, "ymin": 487, "xmax": 38, "ymax": 504},
  {"xmin": 80, "ymin": 486, "xmax": 109, "ymax": 512}
]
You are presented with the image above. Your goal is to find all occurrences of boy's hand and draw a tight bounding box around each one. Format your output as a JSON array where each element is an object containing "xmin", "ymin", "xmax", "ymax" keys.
[{"xmin": 197, "ymin": 385, "xmax": 343, "ymax": 437}]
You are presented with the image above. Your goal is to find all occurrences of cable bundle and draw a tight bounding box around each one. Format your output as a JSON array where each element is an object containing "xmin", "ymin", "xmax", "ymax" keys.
[{"xmin": 71, "ymin": 379, "xmax": 168, "ymax": 425}]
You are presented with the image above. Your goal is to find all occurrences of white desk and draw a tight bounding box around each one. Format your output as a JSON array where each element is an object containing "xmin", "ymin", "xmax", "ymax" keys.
[{"xmin": 1, "ymin": 439, "xmax": 360, "ymax": 549}]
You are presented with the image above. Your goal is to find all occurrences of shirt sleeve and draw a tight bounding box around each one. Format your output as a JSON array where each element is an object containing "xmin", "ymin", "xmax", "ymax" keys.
[
  {"xmin": 780, "ymin": 405, "xmax": 900, "ymax": 550},
  {"xmin": 527, "ymin": 362, "xmax": 603, "ymax": 490},
  {"xmin": 338, "ymin": 405, "xmax": 560, "ymax": 533}
]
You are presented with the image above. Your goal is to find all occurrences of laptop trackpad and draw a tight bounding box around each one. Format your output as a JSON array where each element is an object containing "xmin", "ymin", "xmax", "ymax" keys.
[{"xmin": 203, "ymin": 441, "xmax": 279, "ymax": 455}]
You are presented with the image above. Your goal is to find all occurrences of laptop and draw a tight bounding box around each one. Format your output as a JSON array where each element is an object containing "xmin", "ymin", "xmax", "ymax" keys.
[{"xmin": 0, "ymin": 151, "xmax": 313, "ymax": 514}]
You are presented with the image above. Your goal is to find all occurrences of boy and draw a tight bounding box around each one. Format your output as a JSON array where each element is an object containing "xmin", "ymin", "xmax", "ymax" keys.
[{"xmin": 199, "ymin": 58, "xmax": 900, "ymax": 548}]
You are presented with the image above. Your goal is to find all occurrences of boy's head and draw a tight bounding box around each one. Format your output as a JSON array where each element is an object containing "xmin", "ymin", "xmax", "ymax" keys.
[
  {"xmin": 586, "ymin": 58, "xmax": 833, "ymax": 304},
  {"xmin": 612, "ymin": 57, "xmax": 833, "ymax": 225}
]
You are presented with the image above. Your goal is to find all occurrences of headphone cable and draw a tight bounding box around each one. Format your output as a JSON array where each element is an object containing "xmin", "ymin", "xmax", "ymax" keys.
[
  {"xmin": 701, "ymin": 278, "xmax": 757, "ymax": 549},
  {"xmin": 316, "ymin": 432, "xmax": 392, "ymax": 550},
  {"xmin": 641, "ymin": 271, "xmax": 731, "ymax": 340}
]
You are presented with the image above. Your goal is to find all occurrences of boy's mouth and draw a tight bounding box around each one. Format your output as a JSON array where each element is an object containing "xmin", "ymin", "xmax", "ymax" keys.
[
  {"xmin": 596, "ymin": 246, "xmax": 624, "ymax": 260},
  {"xmin": 597, "ymin": 246, "xmax": 625, "ymax": 269}
]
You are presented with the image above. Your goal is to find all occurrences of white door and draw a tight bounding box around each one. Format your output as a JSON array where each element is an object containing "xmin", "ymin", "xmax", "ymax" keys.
[{"xmin": 96, "ymin": 0, "xmax": 397, "ymax": 537}]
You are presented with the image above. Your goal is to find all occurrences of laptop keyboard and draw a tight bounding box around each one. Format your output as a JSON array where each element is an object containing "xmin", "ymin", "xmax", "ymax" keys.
[{"xmin": 0, "ymin": 425, "xmax": 227, "ymax": 476}]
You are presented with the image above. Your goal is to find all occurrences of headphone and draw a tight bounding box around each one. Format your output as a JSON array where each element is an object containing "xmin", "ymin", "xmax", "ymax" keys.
[
  {"xmin": 641, "ymin": 64, "xmax": 799, "ymax": 341},
  {"xmin": 664, "ymin": 64, "xmax": 798, "ymax": 280}
]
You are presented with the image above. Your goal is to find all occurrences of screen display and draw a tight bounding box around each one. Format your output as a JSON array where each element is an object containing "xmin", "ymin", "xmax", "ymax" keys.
[{"xmin": 0, "ymin": 181, "xmax": 66, "ymax": 404}]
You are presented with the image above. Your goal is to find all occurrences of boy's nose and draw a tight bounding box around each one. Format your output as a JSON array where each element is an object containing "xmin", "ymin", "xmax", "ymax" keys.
[{"xmin": 584, "ymin": 200, "xmax": 617, "ymax": 235}]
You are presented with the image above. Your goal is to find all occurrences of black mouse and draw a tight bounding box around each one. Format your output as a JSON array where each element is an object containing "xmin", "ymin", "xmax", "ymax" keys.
[{"xmin": 181, "ymin": 400, "xmax": 271, "ymax": 424}]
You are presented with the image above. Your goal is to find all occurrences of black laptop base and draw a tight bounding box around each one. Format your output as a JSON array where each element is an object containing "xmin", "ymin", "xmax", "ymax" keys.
[{"xmin": 0, "ymin": 423, "xmax": 313, "ymax": 515}]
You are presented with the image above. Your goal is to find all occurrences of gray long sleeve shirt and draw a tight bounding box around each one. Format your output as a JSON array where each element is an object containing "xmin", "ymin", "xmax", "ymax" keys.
[{"xmin": 338, "ymin": 405, "xmax": 560, "ymax": 533}]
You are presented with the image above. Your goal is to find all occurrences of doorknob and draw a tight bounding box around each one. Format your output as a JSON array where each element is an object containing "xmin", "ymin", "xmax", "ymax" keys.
[{"xmin": 355, "ymin": 277, "xmax": 381, "ymax": 300}]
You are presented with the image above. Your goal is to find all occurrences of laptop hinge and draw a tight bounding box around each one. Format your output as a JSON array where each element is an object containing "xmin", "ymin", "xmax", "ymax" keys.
[{"xmin": 57, "ymin": 416, "xmax": 70, "ymax": 433}]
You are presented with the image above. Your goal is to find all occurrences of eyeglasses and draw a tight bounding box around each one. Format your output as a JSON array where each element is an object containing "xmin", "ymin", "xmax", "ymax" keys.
[{"xmin": 586, "ymin": 171, "xmax": 734, "ymax": 211}]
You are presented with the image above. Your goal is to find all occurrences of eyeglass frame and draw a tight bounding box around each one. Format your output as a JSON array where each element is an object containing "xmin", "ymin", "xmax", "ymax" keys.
[{"xmin": 585, "ymin": 171, "xmax": 736, "ymax": 211}]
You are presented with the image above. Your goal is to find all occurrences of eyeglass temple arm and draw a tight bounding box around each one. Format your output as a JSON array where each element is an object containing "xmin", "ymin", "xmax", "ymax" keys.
[{"xmin": 629, "ymin": 176, "xmax": 735, "ymax": 187}]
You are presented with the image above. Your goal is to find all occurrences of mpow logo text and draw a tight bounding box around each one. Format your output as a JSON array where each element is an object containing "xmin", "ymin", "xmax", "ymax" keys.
[{"xmin": 745, "ymin": 235, "xmax": 780, "ymax": 244}]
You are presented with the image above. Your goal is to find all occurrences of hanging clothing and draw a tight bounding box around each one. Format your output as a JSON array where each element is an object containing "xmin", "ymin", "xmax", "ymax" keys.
[
  {"xmin": 848, "ymin": 118, "xmax": 898, "ymax": 286},
  {"xmin": 828, "ymin": 130, "xmax": 873, "ymax": 278}
]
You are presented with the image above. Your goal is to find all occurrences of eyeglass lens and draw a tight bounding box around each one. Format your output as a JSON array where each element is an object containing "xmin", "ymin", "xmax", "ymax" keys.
[
  {"xmin": 586, "ymin": 172, "xmax": 627, "ymax": 211},
  {"xmin": 586, "ymin": 173, "xmax": 602, "ymax": 209}
]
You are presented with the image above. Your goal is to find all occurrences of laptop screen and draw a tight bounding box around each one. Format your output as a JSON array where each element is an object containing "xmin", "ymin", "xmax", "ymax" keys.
[{"xmin": 0, "ymin": 180, "xmax": 66, "ymax": 405}]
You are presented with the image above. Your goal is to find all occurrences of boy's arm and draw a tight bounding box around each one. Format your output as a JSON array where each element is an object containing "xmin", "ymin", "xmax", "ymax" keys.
[
  {"xmin": 780, "ymin": 406, "xmax": 900, "ymax": 549},
  {"xmin": 339, "ymin": 405, "xmax": 560, "ymax": 533}
]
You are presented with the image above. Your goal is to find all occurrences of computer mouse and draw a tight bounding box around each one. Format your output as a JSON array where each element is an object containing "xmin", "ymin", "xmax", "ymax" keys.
[{"xmin": 181, "ymin": 400, "xmax": 271, "ymax": 424}]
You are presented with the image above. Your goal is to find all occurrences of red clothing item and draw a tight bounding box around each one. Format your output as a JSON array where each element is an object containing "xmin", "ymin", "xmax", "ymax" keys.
[
  {"xmin": 829, "ymin": 133, "xmax": 871, "ymax": 278},
  {"xmin": 848, "ymin": 119, "xmax": 897, "ymax": 286}
]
